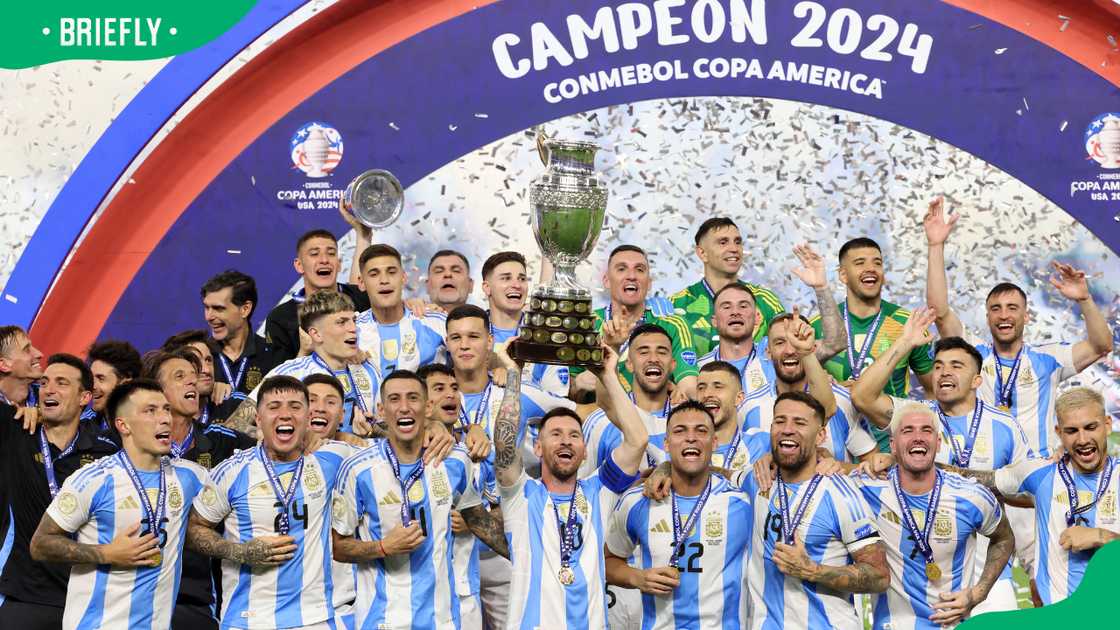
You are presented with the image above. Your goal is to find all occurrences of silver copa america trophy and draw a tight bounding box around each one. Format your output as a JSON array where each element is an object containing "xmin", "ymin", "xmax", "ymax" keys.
[
  {"xmin": 510, "ymin": 133, "xmax": 609, "ymax": 367},
  {"xmin": 342, "ymin": 169, "xmax": 405, "ymax": 228}
]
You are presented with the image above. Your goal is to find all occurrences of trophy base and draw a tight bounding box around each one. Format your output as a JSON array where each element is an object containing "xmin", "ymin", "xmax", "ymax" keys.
[{"xmin": 509, "ymin": 290, "xmax": 602, "ymax": 367}]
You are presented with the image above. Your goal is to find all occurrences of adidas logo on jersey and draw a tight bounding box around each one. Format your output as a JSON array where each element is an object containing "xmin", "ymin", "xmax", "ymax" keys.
[
  {"xmin": 650, "ymin": 519, "xmax": 671, "ymax": 534},
  {"xmin": 380, "ymin": 491, "xmax": 402, "ymax": 506},
  {"xmin": 117, "ymin": 496, "xmax": 140, "ymax": 510}
]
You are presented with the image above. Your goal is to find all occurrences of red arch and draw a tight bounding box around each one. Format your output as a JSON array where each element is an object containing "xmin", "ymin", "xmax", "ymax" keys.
[{"xmin": 29, "ymin": 0, "xmax": 1120, "ymax": 356}]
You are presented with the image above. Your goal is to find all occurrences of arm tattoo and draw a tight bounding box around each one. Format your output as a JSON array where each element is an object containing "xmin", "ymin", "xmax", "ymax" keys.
[
  {"xmin": 937, "ymin": 464, "xmax": 997, "ymax": 491},
  {"xmin": 813, "ymin": 541, "xmax": 889, "ymax": 593},
  {"xmin": 492, "ymin": 369, "xmax": 522, "ymax": 474},
  {"xmin": 186, "ymin": 511, "xmax": 277, "ymax": 566},
  {"xmin": 223, "ymin": 399, "xmax": 258, "ymax": 437},
  {"xmin": 331, "ymin": 531, "xmax": 380, "ymax": 563},
  {"xmin": 976, "ymin": 516, "xmax": 1015, "ymax": 595},
  {"xmin": 813, "ymin": 287, "xmax": 847, "ymax": 362},
  {"xmin": 461, "ymin": 505, "xmax": 510, "ymax": 560},
  {"xmin": 30, "ymin": 515, "xmax": 104, "ymax": 565}
]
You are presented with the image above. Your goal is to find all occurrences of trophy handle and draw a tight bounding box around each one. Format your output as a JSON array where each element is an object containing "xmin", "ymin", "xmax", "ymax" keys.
[{"xmin": 536, "ymin": 131, "xmax": 551, "ymax": 167}]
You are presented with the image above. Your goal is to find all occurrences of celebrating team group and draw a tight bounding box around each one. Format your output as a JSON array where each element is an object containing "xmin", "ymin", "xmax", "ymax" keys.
[{"xmin": 0, "ymin": 197, "xmax": 1115, "ymax": 630}]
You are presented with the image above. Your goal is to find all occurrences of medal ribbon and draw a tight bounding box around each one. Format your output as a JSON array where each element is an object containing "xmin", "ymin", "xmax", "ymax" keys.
[
  {"xmin": 890, "ymin": 467, "xmax": 943, "ymax": 566},
  {"xmin": 118, "ymin": 451, "xmax": 167, "ymax": 538},
  {"xmin": 458, "ymin": 382, "xmax": 494, "ymax": 429},
  {"xmin": 1059, "ymin": 455, "xmax": 1115, "ymax": 527},
  {"xmin": 552, "ymin": 483, "xmax": 582, "ymax": 574},
  {"xmin": 722, "ymin": 430, "xmax": 743, "ymax": 469},
  {"xmin": 714, "ymin": 344, "xmax": 757, "ymax": 391},
  {"xmin": 992, "ymin": 347, "xmax": 1024, "ymax": 409},
  {"xmin": 38, "ymin": 428, "xmax": 78, "ymax": 497},
  {"xmin": 257, "ymin": 445, "xmax": 305, "ymax": 535},
  {"xmin": 775, "ymin": 470, "xmax": 823, "ymax": 545},
  {"xmin": 218, "ymin": 353, "xmax": 250, "ymax": 399},
  {"xmin": 170, "ymin": 425, "xmax": 195, "ymax": 459},
  {"xmin": 842, "ymin": 302, "xmax": 885, "ymax": 379},
  {"xmin": 669, "ymin": 478, "xmax": 713, "ymax": 568},
  {"xmin": 384, "ymin": 442, "xmax": 426, "ymax": 525},
  {"xmin": 937, "ymin": 401, "xmax": 984, "ymax": 468},
  {"xmin": 312, "ymin": 353, "xmax": 370, "ymax": 415}
]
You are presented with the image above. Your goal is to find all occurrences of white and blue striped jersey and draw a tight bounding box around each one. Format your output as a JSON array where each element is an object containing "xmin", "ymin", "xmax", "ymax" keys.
[
  {"xmin": 250, "ymin": 354, "xmax": 380, "ymax": 435},
  {"xmin": 973, "ymin": 340, "xmax": 1077, "ymax": 458},
  {"xmin": 501, "ymin": 457, "xmax": 639, "ymax": 630},
  {"xmin": 736, "ymin": 470, "xmax": 881, "ymax": 630},
  {"xmin": 697, "ymin": 341, "xmax": 774, "ymax": 394},
  {"xmin": 192, "ymin": 442, "xmax": 351, "ymax": 629},
  {"xmin": 711, "ymin": 427, "xmax": 772, "ymax": 475},
  {"xmin": 995, "ymin": 456, "xmax": 1120, "ymax": 605},
  {"xmin": 46, "ymin": 455, "xmax": 210, "ymax": 630},
  {"xmin": 329, "ymin": 440, "xmax": 374, "ymax": 623},
  {"xmin": 490, "ymin": 324, "xmax": 570, "ymax": 398},
  {"xmin": 579, "ymin": 406, "xmax": 668, "ymax": 478},
  {"xmin": 605, "ymin": 476, "xmax": 753, "ymax": 629},
  {"xmin": 355, "ymin": 307, "xmax": 447, "ymax": 376},
  {"xmin": 744, "ymin": 385, "xmax": 877, "ymax": 462},
  {"xmin": 332, "ymin": 442, "xmax": 481, "ymax": 630},
  {"xmin": 452, "ymin": 460, "xmax": 496, "ymax": 599},
  {"xmin": 460, "ymin": 381, "xmax": 576, "ymax": 473},
  {"xmin": 851, "ymin": 470, "xmax": 1002, "ymax": 630}
]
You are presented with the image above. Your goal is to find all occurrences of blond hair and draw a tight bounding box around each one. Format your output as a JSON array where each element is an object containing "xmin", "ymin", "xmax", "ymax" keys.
[
  {"xmin": 298, "ymin": 290, "xmax": 355, "ymax": 332},
  {"xmin": 1055, "ymin": 387, "xmax": 1107, "ymax": 425},
  {"xmin": 889, "ymin": 401, "xmax": 939, "ymax": 435}
]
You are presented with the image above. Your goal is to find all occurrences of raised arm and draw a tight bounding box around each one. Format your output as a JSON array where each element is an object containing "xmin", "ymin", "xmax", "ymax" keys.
[
  {"xmin": 31, "ymin": 514, "xmax": 159, "ymax": 568},
  {"xmin": 851, "ymin": 307, "xmax": 937, "ymax": 428},
  {"xmin": 340, "ymin": 202, "xmax": 374, "ymax": 286},
  {"xmin": 785, "ymin": 308, "xmax": 837, "ymax": 418},
  {"xmin": 1048, "ymin": 261, "xmax": 1114, "ymax": 372},
  {"xmin": 460, "ymin": 505, "xmax": 510, "ymax": 559},
  {"xmin": 590, "ymin": 345, "xmax": 649, "ymax": 475},
  {"xmin": 186, "ymin": 509, "xmax": 295, "ymax": 566},
  {"xmin": 223, "ymin": 398, "xmax": 259, "ymax": 438},
  {"xmin": 792, "ymin": 243, "xmax": 848, "ymax": 361},
  {"xmin": 923, "ymin": 197, "xmax": 965, "ymax": 338},
  {"xmin": 931, "ymin": 514, "xmax": 1015, "ymax": 625},
  {"xmin": 491, "ymin": 342, "xmax": 525, "ymax": 488}
]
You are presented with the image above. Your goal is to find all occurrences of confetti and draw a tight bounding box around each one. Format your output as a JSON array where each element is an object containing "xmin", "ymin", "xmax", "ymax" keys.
[
  {"xmin": 389, "ymin": 122, "xmax": 400, "ymax": 131},
  {"xmin": 995, "ymin": 48, "xmax": 1008, "ymax": 55},
  {"xmin": 227, "ymin": 249, "xmax": 242, "ymax": 255}
]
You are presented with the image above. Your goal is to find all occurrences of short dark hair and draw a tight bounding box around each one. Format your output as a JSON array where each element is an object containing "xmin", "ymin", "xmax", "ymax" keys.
[
  {"xmin": 302, "ymin": 373, "xmax": 345, "ymax": 400},
  {"xmin": 0, "ymin": 325, "xmax": 27, "ymax": 356},
  {"xmin": 380, "ymin": 369, "xmax": 425, "ymax": 396},
  {"xmin": 666, "ymin": 399, "xmax": 714, "ymax": 429},
  {"xmin": 607, "ymin": 244, "xmax": 648, "ymax": 265},
  {"xmin": 481, "ymin": 251, "xmax": 526, "ymax": 280},
  {"xmin": 628, "ymin": 322, "xmax": 672, "ymax": 348},
  {"xmin": 296, "ymin": 229, "xmax": 337, "ymax": 255},
  {"xmin": 428, "ymin": 249, "xmax": 471, "ymax": 272},
  {"xmin": 417, "ymin": 363, "xmax": 455, "ymax": 384},
  {"xmin": 712, "ymin": 281, "xmax": 756, "ymax": 305},
  {"xmin": 359, "ymin": 244, "xmax": 402, "ymax": 270},
  {"xmin": 200, "ymin": 270, "xmax": 259, "ymax": 320},
  {"xmin": 447, "ymin": 304, "xmax": 490, "ymax": 333},
  {"xmin": 694, "ymin": 217, "xmax": 738, "ymax": 245},
  {"xmin": 161, "ymin": 329, "xmax": 219, "ymax": 356},
  {"xmin": 985, "ymin": 282, "xmax": 1027, "ymax": 305},
  {"xmin": 46, "ymin": 353, "xmax": 93, "ymax": 392},
  {"xmin": 699, "ymin": 360, "xmax": 742, "ymax": 387},
  {"xmin": 140, "ymin": 348, "xmax": 201, "ymax": 382},
  {"xmin": 86, "ymin": 340, "xmax": 142, "ymax": 381},
  {"xmin": 838, "ymin": 237, "xmax": 882, "ymax": 264},
  {"xmin": 933, "ymin": 336, "xmax": 984, "ymax": 373},
  {"xmin": 538, "ymin": 407, "xmax": 583, "ymax": 431},
  {"xmin": 256, "ymin": 375, "xmax": 309, "ymax": 406},
  {"xmin": 106, "ymin": 378, "xmax": 164, "ymax": 423},
  {"xmin": 774, "ymin": 390, "xmax": 826, "ymax": 425}
]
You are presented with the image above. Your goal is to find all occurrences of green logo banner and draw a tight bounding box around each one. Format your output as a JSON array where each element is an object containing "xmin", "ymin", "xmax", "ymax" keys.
[{"xmin": 0, "ymin": 1, "xmax": 256, "ymax": 69}]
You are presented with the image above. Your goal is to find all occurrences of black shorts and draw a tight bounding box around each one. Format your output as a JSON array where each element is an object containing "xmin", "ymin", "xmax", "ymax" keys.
[
  {"xmin": 0, "ymin": 598, "xmax": 64, "ymax": 630},
  {"xmin": 172, "ymin": 602, "xmax": 218, "ymax": 630}
]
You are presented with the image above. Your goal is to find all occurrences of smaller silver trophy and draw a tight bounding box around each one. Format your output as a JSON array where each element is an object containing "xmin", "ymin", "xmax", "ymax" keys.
[
  {"xmin": 510, "ymin": 133, "xmax": 609, "ymax": 367},
  {"xmin": 342, "ymin": 169, "xmax": 405, "ymax": 228}
]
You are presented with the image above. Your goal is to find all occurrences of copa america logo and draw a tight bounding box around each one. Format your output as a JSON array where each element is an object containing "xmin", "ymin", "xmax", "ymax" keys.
[
  {"xmin": 290, "ymin": 121, "xmax": 343, "ymax": 177},
  {"xmin": 1085, "ymin": 113, "xmax": 1120, "ymax": 169}
]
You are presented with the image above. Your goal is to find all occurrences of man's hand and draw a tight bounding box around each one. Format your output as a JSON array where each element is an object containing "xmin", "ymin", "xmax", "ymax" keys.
[
  {"xmin": 785, "ymin": 306, "xmax": 817, "ymax": 357},
  {"xmin": 449, "ymin": 510, "xmax": 468, "ymax": 535},
  {"xmin": 381, "ymin": 522, "xmax": 425, "ymax": 556},
  {"xmin": 303, "ymin": 433, "xmax": 325, "ymax": 454},
  {"xmin": 791, "ymin": 243, "xmax": 828, "ymax": 289},
  {"xmin": 351, "ymin": 410, "xmax": 375, "ymax": 438},
  {"xmin": 297, "ymin": 328, "xmax": 314, "ymax": 358},
  {"xmin": 753, "ymin": 454, "xmax": 776, "ymax": 494},
  {"xmin": 404, "ymin": 297, "xmax": 444, "ymax": 316},
  {"xmin": 97, "ymin": 522, "xmax": 162, "ymax": 568},
  {"xmin": 1059, "ymin": 525, "xmax": 1106, "ymax": 552},
  {"xmin": 815, "ymin": 455, "xmax": 843, "ymax": 476},
  {"xmin": 923, "ymin": 196, "xmax": 959, "ymax": 246},
  {"xmin": 635, "ymin": 566, "xmax": 681, "ymax": 596},
  {"xmin": 643, "ymin": 462, "xmax": 673, "ymax": 500},
  {"xmin": 464, "ymin": 423, "xmax": 492, "ymax": 462},
  {"xmin": 493, "ymin": 340, "xmax": 521, "ymax": 372},
  {"xmin": 601, "ymin": 319, "xmax": 630, "ymax": 351},
  {"xmin": 338, "ymin": 197, "xmax": 373, "ymax": 238},
  {"xmin": 1049, "ymin": 445, "xmax": 1066, "ymax": 464},
  {"xmin": 331, "ymin": 432, "xmax": 369, "ymax": 449},
  {"xmin": 423, "ymin": 422, "xmax": 455, "ymax": 465},
  {"xmin": 772, "ymin": 535, "xmax": 819, "ymax": 581},
  {"xmin": 588, "ymin": 343, "xmax": 621, "ymax": 378},
  {"xmin": 211, "ymin": 382, "xmax": 233, "ymax": 405},
  {"xmin": 900, "ymin": 306, "xmax": 937, "ymax": 349},
  {"xmin": 239, "ymin": 535, "xmax": 298, "ymax": 566},
  {"xmin": 929, "ymin": 586, "xmax": 981, "ymax": 626},
  {"xmin": 1049, "ymin": 261, "xmax": 1091, "ymax": 302},
  {"xmin": 857, "ymin": 453, "xmax": 893, "ymax": 478},
  {"xmin": 669, "ymin": 375, "xmax": 696, "ymax": 406},
  {"xmin": 16, "ymin": 406, "xmax": 40, "ymax": 433}
]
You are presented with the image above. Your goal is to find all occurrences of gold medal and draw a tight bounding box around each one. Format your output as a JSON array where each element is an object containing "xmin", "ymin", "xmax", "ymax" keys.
[
  {"xmin": 925, "ymin": 562, "xmax": 941, "ymax": 581},
  {"xmin": 151, "ymin": 551, "xmax": 163, "ymax": 566},
  {"xmin": 558, "ymin": 566, "xmax": 575, "ymax": 586},
  {"xmin": 997, "ymin": 405, "xmax": 1010, "ymax": 412},
  {"xmin": 667, "ymin": 566, "xmax": 681, "ymax": 580}
]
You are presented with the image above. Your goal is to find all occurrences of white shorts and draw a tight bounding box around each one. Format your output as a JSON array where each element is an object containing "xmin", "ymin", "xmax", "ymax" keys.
[
  {"xmin": 479, "ymin": 549, "xmax": 512, "ymax": 630},
  {"xmin": 458, "ymin": 592, "xmax": 483, "ymax": 630},
  {"xmin": 1006, "ymin": 505, "xmax": 1037, "ymax": 576},
  {"xmin": 606, "ymin": 586, "xmax": 642, "ymax": 630},
  {"xmin": 970, "ymin": 576, "xmax": 1019, "ymax": 616}
]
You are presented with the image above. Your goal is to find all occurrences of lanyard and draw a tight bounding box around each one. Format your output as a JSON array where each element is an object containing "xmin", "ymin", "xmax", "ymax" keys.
[
  {"xmin": 775, "ymin": 470, "xmax": 823, "ymax": 545},
  {"xmin": 629, "ymin": 392, "xmax": 671, "ymax": 419},
  {"xmin": 992, "ymin": 347, "xmax": 1024, "ymax": 408},
  {"xmin": 1059, "ymin": 456, "xmax": 1115, "ymax": 527},
  {"xmin": 38, "ymin": 428, "xmax": 78, "ymax": 497},
  {"xmin": 890, "ymin": 468, "xmax": 943, "ymax": 565},
  {"xmin": 118, "ymin": 451, "xmax": 167, "ymax": 538},
  {"xmin": 257, "ymin": 445, "xmax": 305, "ymax": 534},
  {"xmin": 218, "ymin": 353, "xmax": 250, "ymax": 394},
  {"xmin": 552, "ymin": 484, "xmax": 582, "ymax": 571},
  {"xmin": 842, "ymin": 302, "xmax": 885, "ymax": 379},
  {"xmin": 458, "ymin": 382, "xmax": 494, "ymax": 429},
  {"xmin": 198, "ymin": 403, "xmax": 211, "ymax": 426},
  {"xmin": 937, "ymin": 400, "xmax": 984, "ymax": 468},
  {"xmin": 385, "ymin": 442, "xmax": 426, "ymax": 525},
  {"xmin": 714, "ymin": 344, "xmax": 756, "ymax": 391},
  {"xmin": 488, "ymin": 311, "xmax": 525, "ymax": 336},
  {"xmin": 312, "ymin": 353, "xmax": 369, "ymax": 414},
  {"xmin": 170, "ymin": 425, "xmax": 195, "ymax": 459},
  {"xmin": 670, "ymin": 478, "xmax": 713, "ymax": 568},
  {"xmin": 722, "ymin": 430, "xmax": 743, "ymax": 469}
]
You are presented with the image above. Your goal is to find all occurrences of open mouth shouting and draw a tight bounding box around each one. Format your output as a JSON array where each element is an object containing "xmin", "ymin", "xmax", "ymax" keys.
[
  {"xmin": 776, "ymin": 438, "xmax": 800, "ymax": 456},
  {"xmin": 309, "ymin": 416, "xmax": 330, "ymax": 431},
  {"xmin": 554, "ymin": 446, "xmax": 576, "ymax": 466},
  {"xmin": 993, "ymin": 321, "xmax": 1016, "ymax": 337},
  {"xmin": 859, "ymin": 272, "xmax": 880, "ymax": 289},
  {"xmin": 680, "ymin": 446, "xmax": 703, "ymax": 462},
  {"xmin": 1072, "ymin": 442, "xmax": 1100, "ymax": 468},
  {"xmin": 396, "ymin": 415, "xmax": 419, "ymax": 437},
  {"xmin": 154, "ymin": 429, "xmax": 172, "ymax": 448},
  {"xmin": 344, "ymin": 334, "xmax": 359, "ymax": 350},
  {"xmin": 642, "ymin": 364, "xmax": 665, "ymax": 380},
  {"xmin": 702, "ymin": 398, "xmax": 721, "ymax": 416},
  {"xmin": 505, "ymin": 288, "xmax": 524, "ymax": 305},
  {"xmin": 274, "ymin": 422, "xmax": 298, "ymax": 444},
  {"xmin": 314, "ymin": 264, "xmax": 335, "ymax": 280},
  {"xmin": 440, "ymin": 400, "xmax": 459, "ymax": 416},
  {"xmin": 621, "ymin": 282, "xmax": 640, "ymax": 299},
  {"xmin": 42, "ymin": 396, "xmax": 61, "ymax": 413}
]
